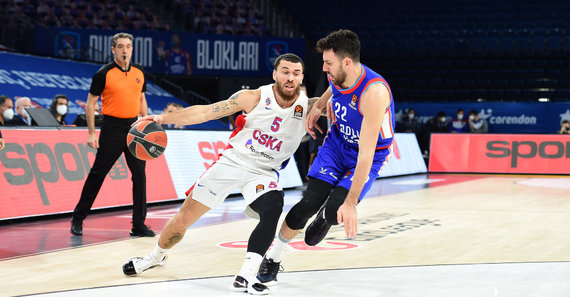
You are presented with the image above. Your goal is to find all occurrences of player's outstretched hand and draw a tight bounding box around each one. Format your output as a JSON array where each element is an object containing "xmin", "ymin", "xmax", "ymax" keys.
[
  {"xmin": 337, "ymin": 202, "xmax": 358, "ymax": 239},
  {"xmin": 326, "ymin": 99, "xmax": 336, "ymax": 123},
  {"xmin": 306, "ymin": 105, "xmax": 324, "ymax": 139}
]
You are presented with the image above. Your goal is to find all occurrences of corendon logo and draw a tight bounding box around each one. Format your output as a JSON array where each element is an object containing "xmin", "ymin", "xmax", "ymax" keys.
[
  {"xmin": 198, "ymin": 141, "xmax": 226, "ymax": 170},
  {"xmin": 0, "ymin": 142, "xmax": 128, "ymax": 205},
  {"xmin": 486, "ymin": 140, "xmax": 570, "ymax": 168},
  {"xmin": 218, "ymin": 240, "xmax": 360, "ymax": 251}
]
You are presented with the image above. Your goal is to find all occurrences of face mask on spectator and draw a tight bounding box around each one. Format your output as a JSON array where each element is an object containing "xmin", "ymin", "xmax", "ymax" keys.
[
  {"xmin": 57, "ymin": 105, "xmax": 68, "ymax": 115},
  {"xmin": 3, "ymin": 108, "xmax": 14, "ymax": 120},
  {"xmin": 408, "ymin": 113, "xmax": 414, "ymax": 119},
  {"xmin": 440, "ymin": 117, "xmax": 446, "ymax": 123},
  {"xmin": 469, "ymin": 115, "xmax": 475, "ymax": 120},
  {"xmin": 457, "ymin": 114, "xmax": 463, "ymax": 120}
]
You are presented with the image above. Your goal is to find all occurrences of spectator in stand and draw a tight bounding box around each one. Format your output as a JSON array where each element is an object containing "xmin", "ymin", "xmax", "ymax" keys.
[
  {"xmin": 397, "ymin": 108, "xmax": 421, "ymax": 133},
  {"xmin": 557, "ymin": 119, "xmax": 569, "ymax": 134},
  {"xmin": 419, "ymin": 111, "xmax": 448, "ymax": 159},
  {"xmin": 43, "ymin": 7, "xmax": 61, "ymax": 27},
  {"xmin": 426, "ymin": 111, "xmax": 449, "ymax": 133},
  {"xmin": 0, "ymin": 129, "xmax": 4, "ymax": 151},
  {"xmin": 397, "ymin": 107, "xmax": 427, "ymax": 157},
  {"xmin": 161, "ymin": 102, "xmax": 186, "ymax": 129},
  {"xmin": 73, "ymin": 101, "xmax": 103, "ymax": 127},
  {"xmin": 49, "ymin": 94, "xmax": 69, "ymax": 125},
  {"xmin": 159, "ymin": 34, "xmax": 192, "ymax": 75},
  {"xmin": 450, "ymin": 108, "xmax": 468, "ymax": 133},
  {"xmin": 468, "ymin": 109, "xmax": 488, "ymax": 133},
  {"xmin": 0, "ymin": 95, "xmax": 14, "ymax": 126},
  {"xmin": 36, "ymin": 1, "xmax": 50, "ymax": 19},
  {"xmin": 6, "ymin": 97, "xmax": 33, "ymax": 126}
]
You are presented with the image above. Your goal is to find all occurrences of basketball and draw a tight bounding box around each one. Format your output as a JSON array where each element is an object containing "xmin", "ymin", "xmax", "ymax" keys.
[{"xmin": 126, "ymin": 120, "xmax": 168, "ymax": 160}]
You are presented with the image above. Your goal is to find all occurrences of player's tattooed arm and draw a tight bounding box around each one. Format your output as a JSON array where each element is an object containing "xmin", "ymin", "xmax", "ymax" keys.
[{"xmin": 210, "ymin": 90, "xmax": 244, "ymax": 119}]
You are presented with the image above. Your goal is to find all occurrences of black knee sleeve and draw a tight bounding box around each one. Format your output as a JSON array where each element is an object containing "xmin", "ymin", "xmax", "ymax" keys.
[
  {"xmin": 285, "ymin": 178, "xmax": 333, "ymax": 230},
  {"xmin": 247, "ymin": 190, "xmax": 284, "ymax": 255},
  {"xmin": 323, "ymin": 186, "xmax": 349, "ymax": 225}
]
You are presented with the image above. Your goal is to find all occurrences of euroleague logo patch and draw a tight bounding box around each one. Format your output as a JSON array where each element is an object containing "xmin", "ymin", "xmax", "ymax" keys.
[
  {"xmin": 294, "ymin": 105, "xmax": 303, "ymax": 117},
  {"xmin": 218, "ymin": 240, "xmax": 360, "ymax": 251},
  {"xmin": 349, "ymin": 95, "xmax": 358, "ymax": 110}
]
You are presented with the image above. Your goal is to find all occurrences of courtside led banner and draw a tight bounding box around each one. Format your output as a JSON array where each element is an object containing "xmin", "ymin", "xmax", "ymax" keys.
[
  {"xmin": 0, "ymin": 129, "xmax": 424, "ymax": 220},
  {"xmin": 378, "ymin": 133, "xmax": 427, "ymax": 177},
  {"xmin": 429, "ymin": 133, "xmax": 570, "ymax": 174},
  {"xmin": 0, "ymin": 129, "xmax": 177, "ymax": 220}
]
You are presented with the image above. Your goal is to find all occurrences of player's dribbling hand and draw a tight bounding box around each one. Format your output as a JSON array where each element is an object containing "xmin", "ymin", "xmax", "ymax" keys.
[
  {"xmin": 134, "ymin": 115, "xmax": 164, "ymax": 126},
  {"xmin": 337, "ymin": 202, "xmax": 358, "ymax": 239}
]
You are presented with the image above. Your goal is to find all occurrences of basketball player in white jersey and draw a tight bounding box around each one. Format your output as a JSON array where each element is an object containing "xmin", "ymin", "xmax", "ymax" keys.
[{"xmin": 122, "ymin": 53, "xmax": 316, "ymax": 295}]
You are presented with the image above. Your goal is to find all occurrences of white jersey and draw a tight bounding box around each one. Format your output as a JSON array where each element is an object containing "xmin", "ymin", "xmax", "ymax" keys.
[{"xmin": 223, "ymin": 84, "xmax": 308, "ymax": 173}]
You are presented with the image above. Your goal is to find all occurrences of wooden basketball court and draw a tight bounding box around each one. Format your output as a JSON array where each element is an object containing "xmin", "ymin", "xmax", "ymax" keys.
[{"xmin": 1, "ymin": 173, "xmax": 569, "ymax": 296}]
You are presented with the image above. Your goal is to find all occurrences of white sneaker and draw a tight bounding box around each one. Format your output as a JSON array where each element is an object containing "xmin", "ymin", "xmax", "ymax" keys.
[
  {"xmin": 230, "ymin": 275, "xmax": 270, "ymax": 295},
  {"xmin": 122, "ymin": 254, "xmax": 167, "ymax": 276}
]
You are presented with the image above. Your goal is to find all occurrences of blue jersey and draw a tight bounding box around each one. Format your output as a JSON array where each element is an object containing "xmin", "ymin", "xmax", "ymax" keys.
[
  {"xmin": 329, "ymin": 64, "xmax": 395, "ymax": 150},
  {"xmin": 166, "ymin": 49, "xmax": 190, "ymax": 74},
  {"xmin": 307, "ymin": 64, "xmax": 395, "ymax": 201}
]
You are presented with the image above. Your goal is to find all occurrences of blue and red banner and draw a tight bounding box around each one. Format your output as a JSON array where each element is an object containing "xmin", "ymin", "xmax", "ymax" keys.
[{"xmin": 33, "ymin": 27, "xmax": 305, "ymax": 77}]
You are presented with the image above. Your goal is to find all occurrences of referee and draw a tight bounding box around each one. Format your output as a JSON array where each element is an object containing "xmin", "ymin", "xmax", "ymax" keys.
[{"xmin": 71, "ymin": 32, "xmax": 154, "ymax": 237}]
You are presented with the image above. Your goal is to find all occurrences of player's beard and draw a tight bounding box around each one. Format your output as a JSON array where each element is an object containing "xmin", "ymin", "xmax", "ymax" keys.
[
  {"xmin": 275, "ymin": 81, "xmax": 300, "ymax": 102},
  {"xmin": 329, "ymin": 69, "xmax": 347, "ymax": 88}
]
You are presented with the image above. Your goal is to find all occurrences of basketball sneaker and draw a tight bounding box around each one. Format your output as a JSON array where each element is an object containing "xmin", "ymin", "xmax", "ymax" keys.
[
  {"xmin": 256, "ymin": 257, "xmax": 282, "ymax": 286},
  {"xmin": 122, "ymin": 254, "xmax": 167, "ymax": 276},
  {"xmin": 231, "ymin": 275, "xmax": 270, "ymax": 295},
  {"xmin": 130, "ymin": 224, "xmax": 156, "ymax": 237},
  {"xmin": 304, "ymin": 205, "xmax": 331, "ymax": 246}
]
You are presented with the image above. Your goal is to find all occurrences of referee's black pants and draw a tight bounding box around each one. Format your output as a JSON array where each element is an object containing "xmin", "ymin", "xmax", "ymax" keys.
[{"xmin": 72, "ymin": 115, "xmax": 147, "ymax": 227}]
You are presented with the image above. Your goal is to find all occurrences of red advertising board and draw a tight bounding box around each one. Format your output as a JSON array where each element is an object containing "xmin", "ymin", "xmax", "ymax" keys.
[
  {"xmin": 0, "ymin": 129, "xmax": 177, "ymax": 220},
  {"xmin": 429, "ymin": 133, "xmax": 570, "ymax": 174}
]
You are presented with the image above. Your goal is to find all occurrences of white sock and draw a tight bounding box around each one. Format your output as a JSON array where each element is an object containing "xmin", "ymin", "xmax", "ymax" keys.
[
  {"xmin": 238, "ymin": 252, "xmax": 263, "ymax": 282},
  {"xmin": 150, "ymin": 243, "xmax": 168, "ymax": 262},
  {"xmin": 266, "ymin": 232, "xmax": 290, "ymax": 262}
]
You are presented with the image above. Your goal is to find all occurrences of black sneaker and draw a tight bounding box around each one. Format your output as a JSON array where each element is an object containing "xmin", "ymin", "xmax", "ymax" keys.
[
  {"xmin": 130, "ymin": 224, "xmax": 155, "ymax": 237},
  {"xmin": 231, "ymin": 275, "xmax": 269, "ymax": 295},
  {"xmin": 122, "ymin": 254, "xmax": 167, "ymax": 276},
  {"xmin": 304, "ymin": 205, "xmax": 331, "ymax": 246},
  {"xmin": 231, "ymin": 275, "xmax": 249, "ymax": 292},
  {"xmin": 70, "ymin": 219, "xmax": 83, "ymax": 236},
  {"xmin": 257, "ymin": 257, "xmax": 282, "ymax": 287}
]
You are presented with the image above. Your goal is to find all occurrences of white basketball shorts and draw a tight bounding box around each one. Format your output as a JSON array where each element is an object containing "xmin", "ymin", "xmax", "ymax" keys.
[{"xmin": 189, "ymin": 155, "xmax": 283, "ymax": 219}]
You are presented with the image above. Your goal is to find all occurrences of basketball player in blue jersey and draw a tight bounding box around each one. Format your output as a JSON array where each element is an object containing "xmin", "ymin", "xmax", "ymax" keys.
[{"xmin": 257, "ymin": 29, "xmax": 395, "ymax": 286}]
